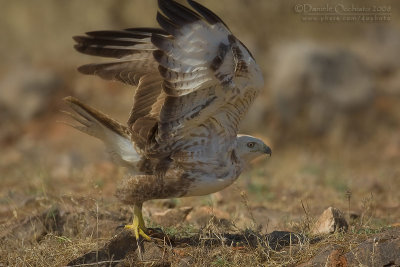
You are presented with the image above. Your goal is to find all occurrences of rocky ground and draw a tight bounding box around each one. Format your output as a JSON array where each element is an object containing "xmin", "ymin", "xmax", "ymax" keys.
[
  {"xmin": 1, "ymin": 194, "xmax": 399, "ymax": 266},
  {"xmin": 1, "ymin": 1, "xmax": 400, "ymax": 266}
]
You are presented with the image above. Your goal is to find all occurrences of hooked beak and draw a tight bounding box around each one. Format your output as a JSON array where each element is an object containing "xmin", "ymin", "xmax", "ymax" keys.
[{"xmin": 263, "ymin": 144, "xmax": 272, "ymax": 157}]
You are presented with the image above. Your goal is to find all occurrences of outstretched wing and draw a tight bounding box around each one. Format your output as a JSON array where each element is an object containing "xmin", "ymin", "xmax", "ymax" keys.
[
  {"xmin": 73, "ymin": 0, "xmax": 264, "ymax": 163},
  {"xmin": 73, "ymin": 27, "xmax": 167, "ymax": 86},
  {"xmin": 73, "ymin": 28, "xmax": 167, "ymax": 145},
  {"xmin": 131, "ymin": 0, "xmax": 264, "ymax": 161}
]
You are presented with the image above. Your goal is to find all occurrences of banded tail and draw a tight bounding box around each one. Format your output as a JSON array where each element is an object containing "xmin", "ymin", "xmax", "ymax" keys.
[{"xmin": 63, "ymin": 96, "xmax": 141, "ymax": 168}]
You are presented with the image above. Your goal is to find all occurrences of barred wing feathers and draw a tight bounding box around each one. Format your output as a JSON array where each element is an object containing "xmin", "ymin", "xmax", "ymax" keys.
[
  {"xmin": 73, "ymin": 28, "xmax": 167, "ymax": 86},
  {"xmin": 73, "ymin": 0, "xmax": 264, "ymax": 165},
  {"xmin": 73, "ymin": 28, "xmax": 166, "ymax": 146},
  {"xmin": 132, "ymin": 0, "xmax": 264, "ymax": 161}
]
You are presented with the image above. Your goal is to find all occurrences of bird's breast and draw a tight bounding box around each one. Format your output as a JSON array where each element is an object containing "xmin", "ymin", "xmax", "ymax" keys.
[{"xmin": 183, "ymin": 161, "xmax": 242, "ymax": 197}]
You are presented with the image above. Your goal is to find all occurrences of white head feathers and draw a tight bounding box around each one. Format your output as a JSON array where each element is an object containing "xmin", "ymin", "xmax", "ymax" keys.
[{"xmin": 236, "ymin": 135, "xmax": 271, "ymax": 164}]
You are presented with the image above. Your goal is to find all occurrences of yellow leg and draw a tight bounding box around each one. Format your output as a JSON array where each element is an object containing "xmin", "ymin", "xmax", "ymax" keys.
[{"xmin": 124, "ymin": 204, "xmax": 151, "ymax": 241}]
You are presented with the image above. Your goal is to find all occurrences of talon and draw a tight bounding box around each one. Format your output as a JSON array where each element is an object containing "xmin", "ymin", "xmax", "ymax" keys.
[
  {"xmin": 116, "ymin": 224, "xmax": 126, "ymax": 230},
  {"xmin": 139, "ymin": 228, "xmax": 151, "ymax": 241},
  {"xmin": 124, "ymin": 223, "xmax": 151, "ymax": 241},
  {"xmin": 125, "ymin": 204, "xmax": 151, "ymax": 241}
]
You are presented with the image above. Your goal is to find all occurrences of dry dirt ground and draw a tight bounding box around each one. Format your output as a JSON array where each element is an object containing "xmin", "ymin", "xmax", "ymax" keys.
[
  {"xmin": 1, "ymin": 114, "xmax": 400, "ymax": 266},
  {"xmin": 1, "ymin": 0, "xmax": 400, "ymax": 266}
]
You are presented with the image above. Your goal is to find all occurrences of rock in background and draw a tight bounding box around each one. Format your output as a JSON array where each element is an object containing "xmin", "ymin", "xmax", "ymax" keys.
[
  {"xmin": 268, "ymin": 42, "xmax": 375, "ymax": 136},
  {"xmin": 0, "ymin": 64, "xmax": 63, "ymax": 143}
]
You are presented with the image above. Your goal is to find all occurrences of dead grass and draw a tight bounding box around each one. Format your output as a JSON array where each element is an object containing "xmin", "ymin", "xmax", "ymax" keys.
[
  {"xmin": 3, "ymin": 235, "xmax": 99, "ymax": 266},
  {"xmin": 1, "ymin": 0, "xmax": 400, "ymax": 266},
  {"xmin": 1, "ymin": 118, "xmax": 398, "ymax": 266},
  {"xmin": 0, "ymin": 166, "xmax": 394, "ymax": 266}
]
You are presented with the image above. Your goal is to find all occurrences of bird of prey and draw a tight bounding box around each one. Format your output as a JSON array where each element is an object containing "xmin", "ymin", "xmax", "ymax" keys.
[{"xmin": 64, "ymin": 0, "xmax": 271, "ymax": 240}]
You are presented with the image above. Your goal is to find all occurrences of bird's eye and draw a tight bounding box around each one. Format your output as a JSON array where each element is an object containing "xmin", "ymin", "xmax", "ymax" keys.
[{"xmin": 247, "ymin": 142, "xmax": 255, "ymax": 148}]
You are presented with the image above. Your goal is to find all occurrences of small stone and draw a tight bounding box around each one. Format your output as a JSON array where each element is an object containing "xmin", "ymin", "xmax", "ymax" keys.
[
  {"xmin": 299, "ymin": 227, "xmax": 400, "ymax": 266},
  {"xmin": 344, "ymin": 227, "xmax": 400, "ymax": 266},
  {"xmin": 152, "ymin": 206, "xmax": 193, "ymax": 227},
  {"xmin": 297, "ymin": 245, "xmax": 345, "ymax": 267},
  {"xmin": 136, "ymin": 242, "xmax": 164, "ymax": 262},
  {"xmin": 326, "ymin": 249, "xmax": 347, "ymax": 267},
  {"xmin": 177, "ymin": 256, "xmax": 195, "ymax": 267},
  {"xmin": 311, "ymin": 207, "xmax": 348, "ymax": 235},
  {"xmin": 186, "ymin": 206, "xmax": 230, "ymax": 227}
]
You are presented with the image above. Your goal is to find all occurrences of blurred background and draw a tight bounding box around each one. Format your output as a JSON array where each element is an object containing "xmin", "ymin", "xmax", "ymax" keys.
[{"xmin": 1, "ymin": 0, "xmax": 400, "ymax": 234}]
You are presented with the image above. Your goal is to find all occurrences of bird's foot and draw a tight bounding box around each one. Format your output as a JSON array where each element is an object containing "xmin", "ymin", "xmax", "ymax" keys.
[{"xmin": 125, "ymin": 216, "xmax": 151, "ymax": 241}]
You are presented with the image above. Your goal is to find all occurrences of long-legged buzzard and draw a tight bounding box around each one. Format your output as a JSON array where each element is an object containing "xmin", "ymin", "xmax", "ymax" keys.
[{"xmin": 64, "ymin": 0, "xmax": 271, "ymax": 240}]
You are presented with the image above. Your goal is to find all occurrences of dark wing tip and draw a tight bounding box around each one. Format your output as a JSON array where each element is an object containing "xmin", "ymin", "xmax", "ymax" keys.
[
  {"xmin": 72, "ymin": 35, "xmax": 83, "ymax": 43},
  {"xmin": 73, "ymin": 43, "xmax": 85, "ymax": 52},
  {"xmin": 157, "ymin": 0, "xmax": 201, "ymax": 28},
  {"xmin": 75, "ymin": 34, "xmax": 143, "ymax": 47},
  {"xmin": 124, "ymin": 27, "xmax": 169, "ymax": 36},
  {"xmin": 84, "ymin": 30, "xmax": 153, "ymax": 39},
  {"xmin": 77, "ymin": 64, "xmax": 95, "ymax": 75},
  {"xmin": 187, "ymin": 0, "xmax": 229, "ymax": 29},
  {"xmin": 74, "ymin": 42, "xmax": 135, "ymax": 59},
  {"xmin": 156, "ymin": 11, "xmax": 178, "ymax": 35},
  {"xmin": 152, "ymin": 50, "xmax": 165, "ymax": 64},
  {"xmin": 85, "ymin": 30, "xmax": 128, "ymax": 38}
]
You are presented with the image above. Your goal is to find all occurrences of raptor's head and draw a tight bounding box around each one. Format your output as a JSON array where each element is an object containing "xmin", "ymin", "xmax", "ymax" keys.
[{"xmin": 236, "ymin": 135, "xmax": 271, "ymax": 163}]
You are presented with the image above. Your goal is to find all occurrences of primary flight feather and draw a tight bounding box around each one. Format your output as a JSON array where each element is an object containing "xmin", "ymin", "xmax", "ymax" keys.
[{"xmin": 65, "ymin": 0, "xmax": 271, "ymax": 240}]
